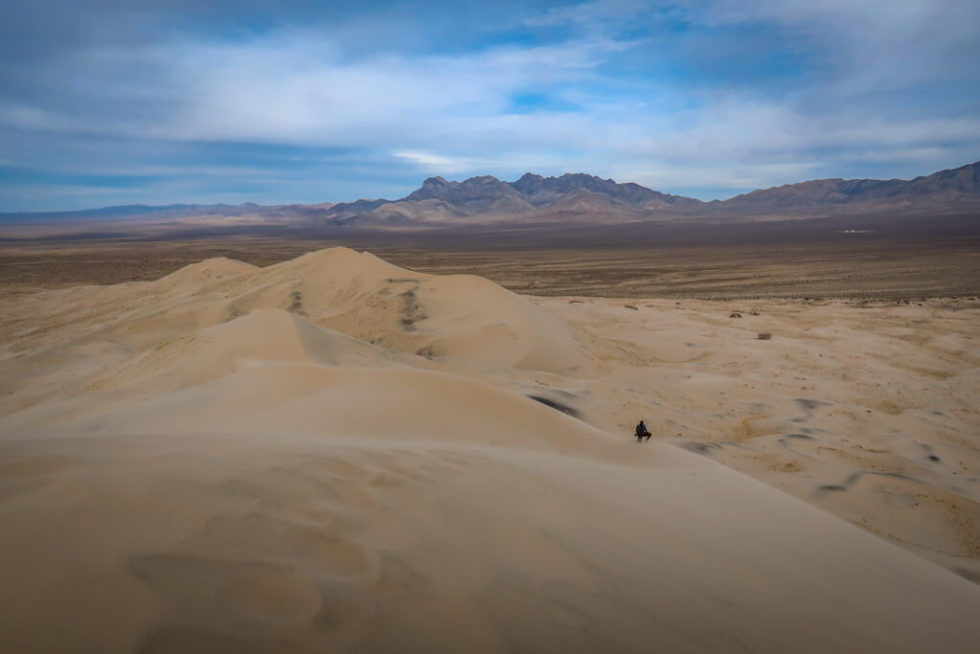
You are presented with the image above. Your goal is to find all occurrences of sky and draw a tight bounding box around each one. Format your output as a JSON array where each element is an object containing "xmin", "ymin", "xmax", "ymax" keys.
[{"xmin": 1, "ymin": 0, "xmax": 978, "ymax": 211}]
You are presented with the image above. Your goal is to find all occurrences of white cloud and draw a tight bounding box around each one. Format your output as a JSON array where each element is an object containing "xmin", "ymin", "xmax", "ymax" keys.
[
  {"xmin": 0, "ymin": 103, "xmax": 81, "ymax": 131},
  {"xmin": 393, "ymin": 151, "xmax": 461, "ymax": 170},
  {"xmin": 1, "ymin": 2, "xmax": 977, "ymax": 204},
  {"xmin": 75, "ymin": 33, "xmax": 631, "ymax": 148},
  {"xmin": 685, "ymin": 0, "xmax": 980, "ymax": 90}
]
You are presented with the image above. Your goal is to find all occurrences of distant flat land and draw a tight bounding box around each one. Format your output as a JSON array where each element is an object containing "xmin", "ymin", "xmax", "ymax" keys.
[{"xmin": 1, "ymin": 213, "xmax": 979, "ymax": 300}]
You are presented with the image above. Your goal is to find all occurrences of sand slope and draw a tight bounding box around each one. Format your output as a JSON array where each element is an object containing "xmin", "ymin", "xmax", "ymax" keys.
[
  {"xmin": 1, "ymin": 248, "xmax": 979, "ymax": 653},
  {"xmin": 538, "ymin": 296, "xmax": 980, "ymax": 581}
]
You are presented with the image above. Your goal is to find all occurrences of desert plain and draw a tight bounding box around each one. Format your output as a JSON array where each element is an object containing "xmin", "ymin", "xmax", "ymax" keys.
[{"xmin": 1, "ymin": 231, "xmax": 979, "ymax": 653}]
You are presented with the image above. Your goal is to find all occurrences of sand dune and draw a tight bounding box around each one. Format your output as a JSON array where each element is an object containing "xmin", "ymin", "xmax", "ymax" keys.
[{"xmin": 1, "ymin": 247, "xmax": 979, "ymax": 653}]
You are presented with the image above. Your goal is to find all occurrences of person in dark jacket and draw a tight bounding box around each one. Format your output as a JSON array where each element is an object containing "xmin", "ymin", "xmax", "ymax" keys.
[{"xmin": 635, "ymin": 420, "xmax": 651, "ymax": 442}]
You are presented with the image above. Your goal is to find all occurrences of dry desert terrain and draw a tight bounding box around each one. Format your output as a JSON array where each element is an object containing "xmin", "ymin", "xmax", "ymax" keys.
[{"xmin": 1, "ymin": 244, "xmax": 979, "ymax": 653}]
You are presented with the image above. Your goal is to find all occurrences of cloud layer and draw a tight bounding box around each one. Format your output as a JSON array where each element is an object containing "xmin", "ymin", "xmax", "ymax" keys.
[{"xmin": 1, "ymin": 0, "xmax": 978, "ymax": 210}]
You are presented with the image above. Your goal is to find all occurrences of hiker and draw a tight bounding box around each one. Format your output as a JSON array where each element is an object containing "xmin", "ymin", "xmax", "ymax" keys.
[{"xmin": 635, "ymin": 420, "xmax": 651, "ymax": 442}]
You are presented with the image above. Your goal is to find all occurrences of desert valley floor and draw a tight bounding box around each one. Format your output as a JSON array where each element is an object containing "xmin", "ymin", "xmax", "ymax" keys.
[{"xmin": 1, "ymin": 244, "xmax": 979, "ymax": 653}]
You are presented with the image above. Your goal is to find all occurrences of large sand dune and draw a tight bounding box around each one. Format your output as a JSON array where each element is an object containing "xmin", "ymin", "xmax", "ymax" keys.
[{"xmin": 1, "ymin": 247, "xmax": 978, "ymax": 653}]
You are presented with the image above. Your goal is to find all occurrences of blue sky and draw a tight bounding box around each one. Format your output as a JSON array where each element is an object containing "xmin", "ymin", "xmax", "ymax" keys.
[{"xmin": 1, "ymin": 0, "xmax": 978, "ymax": 211}]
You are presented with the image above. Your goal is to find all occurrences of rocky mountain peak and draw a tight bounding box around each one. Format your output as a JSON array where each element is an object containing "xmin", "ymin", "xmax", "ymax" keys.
[
  {"xmin": 419, "ymin": 176, "xmax": 450, "ymax": 188},
  {"xmin": 404, "ymin": 174, "xmax": 526, "ymax": 214}
]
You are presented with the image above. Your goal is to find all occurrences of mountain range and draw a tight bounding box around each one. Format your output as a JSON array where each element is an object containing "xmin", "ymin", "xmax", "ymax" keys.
[
  {"xmin": 321, "ymin": 160, "xmax": 979, "ymax": 226},
  {"xmin": 3, "ymin": 160, "xmax": 978, "ymax": 231}
]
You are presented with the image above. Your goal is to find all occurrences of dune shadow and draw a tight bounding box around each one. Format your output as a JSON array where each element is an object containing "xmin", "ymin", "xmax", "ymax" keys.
[{"xmin": 527, "ymin": 395, "xmax": 581, "ymax": 419}]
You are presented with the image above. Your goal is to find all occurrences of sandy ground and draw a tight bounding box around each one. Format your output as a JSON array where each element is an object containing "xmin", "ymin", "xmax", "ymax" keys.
[{"xmin": 1, "ymin": 247, "xmax": 978, "ymax": 653}]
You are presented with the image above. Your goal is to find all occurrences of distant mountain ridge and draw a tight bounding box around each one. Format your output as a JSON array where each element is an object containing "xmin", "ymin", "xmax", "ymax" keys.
[
  {"xmin": 323, "ymin": 171, "xmax": 711, "ymax": 226},
  {"xmin": 327, "ymin": 161, "xmax": 979, "ymax": 226},
  {"xmin": 393, "ymin": 172, "xmax": 703, "ymax": 214},
  {"xmin": 3, "ymin": 161, "xmax": 978, "ymax": 229},
  {"xmin": 722, "ymin": 161, "xmax": 980, "ymax": 212},
  {"xmin": 511, "ymin": 172, "xmax": 699, "ymax": 209}
]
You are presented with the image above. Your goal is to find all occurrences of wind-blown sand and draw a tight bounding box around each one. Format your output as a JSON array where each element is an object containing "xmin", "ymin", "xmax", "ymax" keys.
[{"xmin": 1, "ymin": 248, "xmax": 978, "ymax": 653}]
